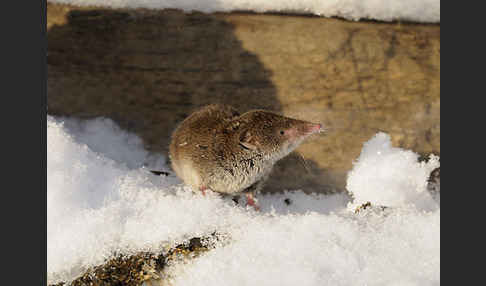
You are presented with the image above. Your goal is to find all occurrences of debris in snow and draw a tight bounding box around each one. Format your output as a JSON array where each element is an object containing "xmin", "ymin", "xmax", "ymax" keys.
[{"xmin": 48, "ymin": 235, "xmax": 220, "ymax": 286}]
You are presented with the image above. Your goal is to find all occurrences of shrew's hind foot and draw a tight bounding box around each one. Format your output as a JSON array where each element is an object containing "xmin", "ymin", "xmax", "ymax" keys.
[
  {"xmin": 245, "ymin": 192, "xmax": 260, "ymax": 211},
  {"xmin": 199, "ymin": 186, "xmax": 207, "ymax": 196}
]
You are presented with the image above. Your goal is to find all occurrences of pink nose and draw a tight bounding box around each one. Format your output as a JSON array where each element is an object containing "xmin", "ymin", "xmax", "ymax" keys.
[{"xmin": 305, "ymin": 123, "xmax": 322, "ymax": 134}]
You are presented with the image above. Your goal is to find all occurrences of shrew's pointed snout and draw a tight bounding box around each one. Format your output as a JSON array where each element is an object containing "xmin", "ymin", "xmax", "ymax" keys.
[
  {"xmin": 286, "ymin": 121, "xmax": 323, "ymax": 143},
  {"xmin": 303, "ymin": 123, "xmax": 322, "ymax": 135}
]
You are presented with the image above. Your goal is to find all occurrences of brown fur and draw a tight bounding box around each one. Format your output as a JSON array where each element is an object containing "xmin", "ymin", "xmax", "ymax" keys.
[{"xmin": 169, "ymin": 104, "xmax": 321, "ymax": 197}]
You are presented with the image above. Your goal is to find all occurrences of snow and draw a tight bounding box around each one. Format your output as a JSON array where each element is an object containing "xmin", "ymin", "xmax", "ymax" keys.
[
  {"xmin": 346, "ymin": 132, "xmax": 440, "ymax": 211},
  {"xmin": 47, "ymin": 115, "xmax": 440, "ymax": 285},
  {"xmin": 48, "ymin": 0, "xmax": 440, "ymax": 23},
  {"xmin": 169, "ymin": 208, "xmax": 439, "ymax": 286}
]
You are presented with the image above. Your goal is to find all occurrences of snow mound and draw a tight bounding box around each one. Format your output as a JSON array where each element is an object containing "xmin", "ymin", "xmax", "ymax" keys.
[
  {"xmin": 169, "ymin": 208, "xmax": 439, "ymax": 286},
  {"xmin": 346, "ymin": 132, "xmax": 440, "ymax": 211},
  {"xmin": 48, "ymin": 0, "xmax": 440, "ymax": 23},
  {"xmin": 47, "ymin": 116, "xmax": 439, "ymax": 285},
  {"xmin": 58, "ymin": 117, "xmax": 167, "ymax": 170}
]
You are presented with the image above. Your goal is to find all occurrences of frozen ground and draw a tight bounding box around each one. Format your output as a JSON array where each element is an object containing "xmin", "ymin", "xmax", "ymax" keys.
[
  {"xmin": 48, "ymin": 0, "xmax": 440, "ymax": 23},
  {"xmin": 47, "ymin": 115, "xmax": 440, "ymax": 285}
]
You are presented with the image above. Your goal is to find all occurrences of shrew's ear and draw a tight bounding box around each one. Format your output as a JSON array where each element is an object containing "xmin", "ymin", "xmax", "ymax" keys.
[
  {"xmin": 239, "ymin": 129, "xmax": 259, "ymax": 151},
  {"xmin": 225, "ymin": 120, "xmax": 241, "ymax": 133}
]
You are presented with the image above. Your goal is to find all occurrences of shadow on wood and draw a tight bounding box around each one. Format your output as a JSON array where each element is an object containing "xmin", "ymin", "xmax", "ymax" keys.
[{"xmin": 47, "ymin": 5, "xmax": 338, "ymax": 194}]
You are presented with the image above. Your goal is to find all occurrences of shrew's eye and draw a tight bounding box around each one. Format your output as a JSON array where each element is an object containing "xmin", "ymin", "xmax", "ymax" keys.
[{"xmin": 280, "ymin": 130, "xmax": 285, "ymax": 135}]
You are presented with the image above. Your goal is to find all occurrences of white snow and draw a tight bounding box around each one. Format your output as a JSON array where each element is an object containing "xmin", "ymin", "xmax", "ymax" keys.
[
  {"xmin": 346, "ymin": 132, "xmax": 440, "ymax": 211},
  {"xmin": 48, "ymin": 0, "xmax": 440, "ymax": 23},
  {"xmin": 47, "ymin": 115, "xmax": 440, "ymax": 285},
  {"xmin": 169, "ymin": 208, "xmax": 440, "ymax": 286}
]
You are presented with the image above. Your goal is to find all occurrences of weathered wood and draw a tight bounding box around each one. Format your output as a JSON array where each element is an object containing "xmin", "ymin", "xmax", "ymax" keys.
[{"xmin": 47, "ymin": 4, "xmax": 440, "ymax": 193}]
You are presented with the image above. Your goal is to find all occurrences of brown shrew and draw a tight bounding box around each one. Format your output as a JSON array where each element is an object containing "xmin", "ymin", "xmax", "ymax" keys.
[{"xmin": 169, "ymin": 104, "xmax": 322, "ymax": 210}]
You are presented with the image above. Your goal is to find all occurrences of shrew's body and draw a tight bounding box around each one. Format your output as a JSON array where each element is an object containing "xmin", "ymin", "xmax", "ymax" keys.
[{"xmin": 169, "ymin": 104, "xmax": 322, "ymax": 209}]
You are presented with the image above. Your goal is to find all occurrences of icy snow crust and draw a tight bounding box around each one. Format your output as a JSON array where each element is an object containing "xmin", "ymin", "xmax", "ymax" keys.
[
  {"xmin": 47, "ymin": 116, "xmax": 440, "ymax": 285},
  {"xmin": 48, "ymin": 0, "xmax": 440, "ymax": 23}
]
